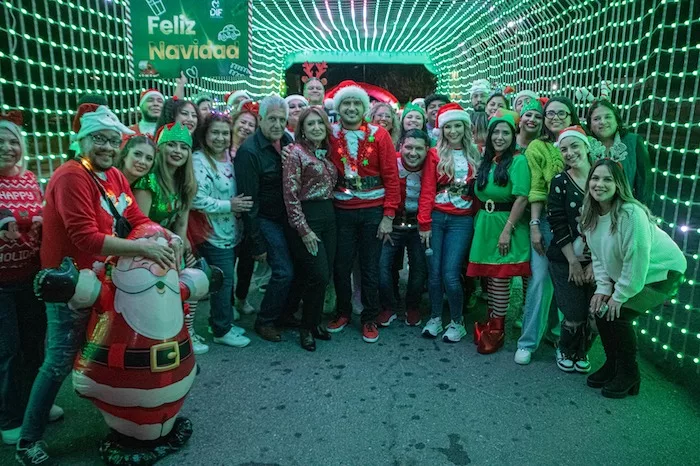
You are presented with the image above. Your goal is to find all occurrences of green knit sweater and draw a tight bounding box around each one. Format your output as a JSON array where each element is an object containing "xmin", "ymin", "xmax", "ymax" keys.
[{"xmin": 524, "ymin": 139, "xmax": 564, "ymax": 203}]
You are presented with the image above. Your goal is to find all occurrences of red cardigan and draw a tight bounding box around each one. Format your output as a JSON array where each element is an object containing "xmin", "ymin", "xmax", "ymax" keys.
[
  {"xmin": 41, "ymin": 160, "xmax": 151, "ymax": 269},
  {"xmin": 329, "ymin": 124, "xmax": 400, "ymax": 217},
  {"xmin": 417, "ymin": 148, "xmax": 477, "ymax": 232}
]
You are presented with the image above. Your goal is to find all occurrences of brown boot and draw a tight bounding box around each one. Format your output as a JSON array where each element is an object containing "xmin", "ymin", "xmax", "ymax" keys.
[{"xmin": 477, "ymin": 316, "xmax": 505, "ymax": 354}]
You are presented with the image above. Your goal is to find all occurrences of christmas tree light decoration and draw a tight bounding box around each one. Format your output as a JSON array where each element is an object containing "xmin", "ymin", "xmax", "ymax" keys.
[{"xmin": 0, "ymin": 0, "xmax": 697, "ymax": 373}]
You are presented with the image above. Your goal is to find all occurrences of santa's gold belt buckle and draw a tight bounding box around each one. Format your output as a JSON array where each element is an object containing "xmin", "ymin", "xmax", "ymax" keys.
[
  {"xmin": 150, "ymin": 341, "xmax": 180, "ymax": 372},
  {"xmin": 485, "ymin": 199, "xmax": 496, "ymax": 213}
]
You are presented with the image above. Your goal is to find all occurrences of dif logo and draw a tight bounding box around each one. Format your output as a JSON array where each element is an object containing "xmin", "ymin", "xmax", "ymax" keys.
[{"xmin": 210, "ymin": 0, "xmax": 223, "ymax": 18}]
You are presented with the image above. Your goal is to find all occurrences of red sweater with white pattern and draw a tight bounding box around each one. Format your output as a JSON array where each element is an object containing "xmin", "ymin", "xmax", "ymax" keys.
[{"xmin": 0, "ymin": 170, "xmax": 43, "ymax": 284}]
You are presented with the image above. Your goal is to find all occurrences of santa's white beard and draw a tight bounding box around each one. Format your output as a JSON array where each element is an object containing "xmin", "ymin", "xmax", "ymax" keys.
[{"xmin": 114, "ymin": 285, "xmax": 183, "ymax": 340}]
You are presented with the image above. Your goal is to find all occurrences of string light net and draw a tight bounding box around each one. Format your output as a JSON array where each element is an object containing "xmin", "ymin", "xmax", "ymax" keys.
[{"xmin": 0, "ymin": 0, "xmax": 697, "ymax": 372}]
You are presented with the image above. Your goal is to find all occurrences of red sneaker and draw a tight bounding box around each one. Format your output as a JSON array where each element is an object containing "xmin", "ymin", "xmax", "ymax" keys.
[
  {"xmin": 326, "ymin": 315, "xmax": 350, "ymax": 333},
  {"xmin": 405, "ymin": 308, "xmax": 422, "ymax": 326},
  {"xmin": 362, "ymin": 322, "xmax": 379, "ymax": 343},
  {"xmin": 376, "ymin": 309, "xmax": 397, "ymax": 327}
]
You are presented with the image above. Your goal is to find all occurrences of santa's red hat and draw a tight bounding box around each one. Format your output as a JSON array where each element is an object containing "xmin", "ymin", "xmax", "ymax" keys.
[
  {"xmin": 72, "ymin": 103, "xmax": 101, "ymax": 133},
  {"xmin": 332, "ymin": 80, "xmax": 370, "ymax": 112},
  {"xmin": 224, "ymin": 90, "xmax": 251, "ymax": 108},
  {"xmin": 435, "ymin": 102, "xmax": 470, "ymax": 129},
  {"xmin": 139, "ymin": 88, "xmax": 164, "ymax": 109}
]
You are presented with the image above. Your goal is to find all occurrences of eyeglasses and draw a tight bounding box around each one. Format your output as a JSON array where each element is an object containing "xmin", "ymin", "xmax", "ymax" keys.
[
  {"xmin": 90, "ymin": 134, "xmax": 122, "ymax": 148},
  {"xmin": 545, "ymin": 110, "xmax": 571, "ymax": 120}
]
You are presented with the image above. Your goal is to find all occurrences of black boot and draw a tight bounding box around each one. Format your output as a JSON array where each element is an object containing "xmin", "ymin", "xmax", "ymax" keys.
[
  {"xmin": 602, "ymin": 317, "xmax": 641, "ymax": 398},
  {"xmin": 300, "ymin": 328, "xmax": 316, "ymax": 352},
  {"xmin": 587, "ymin": 316, "xmax": 617, "ymax": 388}
]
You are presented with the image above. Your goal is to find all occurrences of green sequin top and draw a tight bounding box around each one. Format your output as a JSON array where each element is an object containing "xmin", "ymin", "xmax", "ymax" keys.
[{"xmin": 133, "ymin": 173, "xmax": 181, "ymax": 228}]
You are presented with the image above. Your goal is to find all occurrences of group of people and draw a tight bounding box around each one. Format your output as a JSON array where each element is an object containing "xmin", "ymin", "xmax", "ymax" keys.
[{"xmin": 0, "ymin": 74, "xmax": 687, "ymax": 465}]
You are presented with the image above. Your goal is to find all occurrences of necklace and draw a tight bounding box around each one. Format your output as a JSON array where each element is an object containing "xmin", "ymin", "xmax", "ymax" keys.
[{"xmin": 336, "ymin": 125, "xmax": 375, "ymax": 174}]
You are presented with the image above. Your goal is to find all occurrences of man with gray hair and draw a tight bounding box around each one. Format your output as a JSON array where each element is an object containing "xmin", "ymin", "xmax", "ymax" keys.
[{"xmin": 235, "ymin": 95, "xmax": 296, "ymax": 342}]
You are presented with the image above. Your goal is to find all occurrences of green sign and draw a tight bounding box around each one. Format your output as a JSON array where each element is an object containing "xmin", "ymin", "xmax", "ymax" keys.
[{"xmin": 132, "ymin": 0, "xmax": 250, "ymax": 79}]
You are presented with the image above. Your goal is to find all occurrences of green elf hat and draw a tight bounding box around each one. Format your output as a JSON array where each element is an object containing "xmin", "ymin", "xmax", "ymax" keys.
[
  {"xmin": 487, "ymin": 111, "xmax": 517, "ymax": 132},
  {"xmin": 401, "ymin": 101, "xmax": 426, "ymax": 120},
  {"xmin": 155, "ymin": 122, "xmax": 192, "ymax": 148},
  {"xmin": 520, "ymin": 98, "xmax": 544, "ymax": 117}
]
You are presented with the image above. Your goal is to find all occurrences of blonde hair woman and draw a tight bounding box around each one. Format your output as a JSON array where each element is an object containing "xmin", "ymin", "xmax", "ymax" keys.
[
  {"xmin": 369, "ymin": 102, "xmax": 400, "ymax": 146},
  {"xmin": 417, "ymin": 103, "xmax": 480, "ymax": 343}
]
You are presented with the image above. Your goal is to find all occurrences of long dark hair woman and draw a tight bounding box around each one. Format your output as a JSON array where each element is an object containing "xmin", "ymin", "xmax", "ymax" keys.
[
  {"xmin": 156, "ymin": 98, "xmax": 201, "ymax": 137},
  {"xmin": 468, "ymin": 114, "xmax": 531, "ymax": 354},
  {"xmin": 581, "ymin": 159, "xmax": 685, "ymax": 398},
  {"xmin": 282, "ymin": 107, "xmax": 338, "ymax": 351}
]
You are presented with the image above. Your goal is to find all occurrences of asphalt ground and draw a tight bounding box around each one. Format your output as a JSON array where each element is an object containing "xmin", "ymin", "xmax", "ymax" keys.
[{"xmin": 2, "ymin": 280, "xmax": 699, "ymax": 466}]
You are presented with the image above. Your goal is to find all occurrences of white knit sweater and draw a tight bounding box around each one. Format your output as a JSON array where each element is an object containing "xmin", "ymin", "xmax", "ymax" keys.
[{"xmin": 585, "ymin": 203, "xmax": 686, "ymax": 303}]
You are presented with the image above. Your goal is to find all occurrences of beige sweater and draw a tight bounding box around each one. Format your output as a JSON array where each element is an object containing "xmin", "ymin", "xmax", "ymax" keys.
[{"xmin": 585, "ymin": 203, "xmax": 686, "ymax": 303}]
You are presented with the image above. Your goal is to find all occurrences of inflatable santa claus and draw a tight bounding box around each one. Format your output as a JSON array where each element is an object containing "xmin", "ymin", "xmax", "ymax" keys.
[{"xmin": 35, "ymin": 223, "xmax": 222, "ymax": 465}]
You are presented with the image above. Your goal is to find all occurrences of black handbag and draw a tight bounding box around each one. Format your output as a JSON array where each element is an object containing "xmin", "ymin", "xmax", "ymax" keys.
[{"xmin": 82, "ymin": 162, "xmax": 132, "ymax": 238}]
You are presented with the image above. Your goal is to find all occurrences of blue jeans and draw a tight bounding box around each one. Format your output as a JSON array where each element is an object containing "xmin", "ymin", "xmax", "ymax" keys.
[
  {"xmin": 427, "ymin": 211, "xmax": 474, "ymax": 322},
  {"xmin": 20, "ymin": 302, "xmax": 91, "ymax": 442},
  {"xmin": 517, "ymin": 216, "xmax": 560, "ymax": 351},
  {"xmin": 198, "ymin": 242, "xmax": 236, "ymax": 337},
  {"xmin": 0, "ymin": 284, "xmax": 46, "ymax": 431},
  {"xmin": 379, "ymin": 228, "xmax": 427, "ymax": 311},
  {"xmin": 256, "ymin": 218, "xmax": 295, "ymax": 327}
]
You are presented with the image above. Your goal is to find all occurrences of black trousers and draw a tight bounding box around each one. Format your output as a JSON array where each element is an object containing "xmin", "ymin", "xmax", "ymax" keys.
[
  {"xmin": 233, "ymin": 236, "xmax": 255, "ymax": 302},
  {"xmin": 286, "ymin": 200, "xmax": 337, "ymax": 329},
  {"xmin": 333, "ymin": 205, "xmax": 383, "ymax": 323}
]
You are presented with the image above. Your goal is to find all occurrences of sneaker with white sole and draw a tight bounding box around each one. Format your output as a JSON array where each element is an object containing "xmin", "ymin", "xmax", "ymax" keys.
[
  {"xmin": 213, "ymin": 328, "xmax": 251, "ymax": 348},
  {"xmin": 442, "ymin": 321, "xmax": 467, "ymax": 343},
  {"xmin": 16, "ymin": 440, "xmax": 56, "ymax": 465},
  {"xmin": 236, "ymin": 299, "xmax": 256, "ymax": 314},
  {"xmin": 376, "ymin": 310, "xmax": 397, "ymax": 327},
  {"xmin": 421, "ymin": 317, "xmax": 443, "ymax": 338},
  {"xmin": 1, "ymin": 427, "xmax": 20, "ymax": 445},
  {"xmin": 208, "ymin": 324, "xmax": 245, "ymax": 336},
  {"xmin": 514, "ymin": 348, "xmax": 532, "ymax": 365},
  {"xmin": 189, "ymin": 333, "xmax": 210, "ymax": 355},
  {"xmin": 574, "ymin": 356, "xmax": 591, "ymax": 373},
  {"xmin": 48, "ymin": 405, "xmax": 63, "ymax": 422},
  {"xmin": 556, "ymin": 348, "xmax": 575, "ymax": 372}
]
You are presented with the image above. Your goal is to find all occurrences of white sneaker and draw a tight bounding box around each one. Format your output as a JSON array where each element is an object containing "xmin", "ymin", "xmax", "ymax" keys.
[
  {"xmin": 514, "ymin": 348, "xmax": 532, "ymax": 365},
  {"xmin": 236, "ymin": 299, "xmax": 256, "ymax": 314},
  {"xmin": 442, "ymin": 321, "xmax": 467, "ymax": 343},
  {"xmin": 421, "ymin": 317, "xmax": 443, "ymax": 338},
  {"xmin": 233, "ymin": 307, "xmax": 241, "ymax": 321},
  {"xmin": 49, "ymin": 404, "xmax": 64, "ymax": 422},
  {"xmin": 208, "ymin": 324, "xmax": 246, "ymax": 336},
  {"xmin": 574, "ymin": 356, "xmax": 591, "ymax": 373},
  {"xmin": 556, "ymin": 348, "xmax": 575, "ymax": 372},
  {"xmin": 191, "ymin": 335, "xmax": 210, "ymax": 355},
  {"xmin": 1, "ymin": 427, "xmax": 20, "ymax": 445},
  {"xmin": 213, "ymin": 328, "xmax": 251, "ymax": 348}
]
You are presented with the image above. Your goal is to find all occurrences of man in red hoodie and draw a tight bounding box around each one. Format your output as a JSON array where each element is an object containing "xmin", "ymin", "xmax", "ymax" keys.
[
  {"xmin": 16, "ymin": 105, "xmax": 175, "ymax": 466},
  {"xmin": 325, "ymin": 81, "xmax": 400, "ymax": 343}
]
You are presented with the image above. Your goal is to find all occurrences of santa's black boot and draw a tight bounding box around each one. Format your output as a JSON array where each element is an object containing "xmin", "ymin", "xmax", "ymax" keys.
[
  {"xmin": 99, "ymin": 431, "xmax": 159, "ymax": 466},
  {"xmin": 150, "ymin": 417, "xmax": 194, "ymax": 462}
]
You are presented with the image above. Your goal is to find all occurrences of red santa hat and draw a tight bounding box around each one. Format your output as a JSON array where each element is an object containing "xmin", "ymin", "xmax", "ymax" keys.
[
  {"xmin": 72, "ymin": 103, "xmax": 101, "ymax": 133},
  {"xmin": 332, "ymin": 80, "xmax": 370, "ymax": 113},
  {"xmin": 139, "ymin": 88, "xmax": 164, "ymax": 109},
  {"xmin": 555, "ymin": 125, "xmax": 590, "ymax": 148},
  {"xmin": 435, "ymin": 102, "xmax": 470, "ymax": 129},
  {"xmin": 225, "ymin": 90, "xmax": 251, "ymax": 108}
]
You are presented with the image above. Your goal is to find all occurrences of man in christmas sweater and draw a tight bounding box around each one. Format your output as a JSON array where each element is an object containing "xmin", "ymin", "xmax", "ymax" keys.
[
  {"xmin": 376, "ymin": 129, "xmax": 430, "ymax": 328},
  {"xmin": 16, "ymin": 106, "xmax": 178, "ymax": 466},
  {"xmin": 325, "ymin": 81, "xmax": 400, "ymax": 343}
]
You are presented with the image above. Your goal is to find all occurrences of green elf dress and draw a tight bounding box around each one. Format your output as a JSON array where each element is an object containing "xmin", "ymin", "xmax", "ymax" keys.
[
  {"xmin": 133, "ymin": 172, "xmax": 182, "ymax": 229},
  {"xmin": 467, "ymin": 153, "xmax": 531, "ymax": 278}
]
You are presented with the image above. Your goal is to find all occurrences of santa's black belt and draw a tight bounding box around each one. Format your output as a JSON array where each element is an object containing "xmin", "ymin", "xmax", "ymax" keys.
[
  {"xmin": 81, "ymin": 339, "xmax": 192, "ymax": 372},
  {"xmin": 480, "ymin": 200, "xmax": 514, "ymax": 213},
  {"xmin": 337, "ymin": 175, "xmax": 383, "ymax": 191}
]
